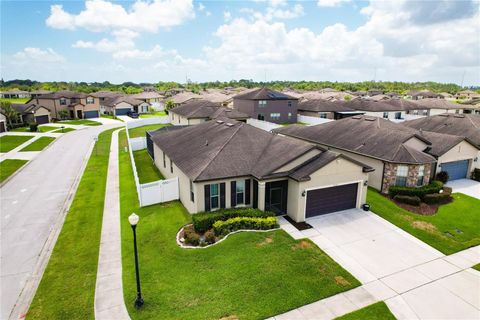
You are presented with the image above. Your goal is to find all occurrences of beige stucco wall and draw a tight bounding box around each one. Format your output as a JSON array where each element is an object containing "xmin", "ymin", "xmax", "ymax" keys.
[
  {"xmin": 274, "ymin": 149, "xmax": 322, "ymax": 172},
  {"xmin": 287, "ymin": 157, "xmax": 369, "ymax": 222},
  {"xmin": 34, "ymin": 107, "xmax": 51, "ymax": 119},
  {"xmin": 437, "ymin": 140, "xmax": 478, "ymax": 174},
  {"xmin": 429, "ymin": 108, "xmax": 463, "ymax": 116},
  {"xmin": 404, "ymin": 136, "xmax": 429, "ymax": 151},
  {"xmin": 363, "ymin": 111, "xmax": 406, "ymax": 120}
]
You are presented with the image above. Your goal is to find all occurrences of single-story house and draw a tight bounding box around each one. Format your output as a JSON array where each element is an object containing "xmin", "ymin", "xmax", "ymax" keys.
[
  {"xmin": 148, "ymin": 118, "xmax": 373, "ymax": 222},
  {"xmin": 169, "ymin": 92, "xmax": 202, "ymax": 106},
  {"xmin": 11, "ymin": 103, "xmax": 51, "ymax": 124},
  {"xmin": 169, "ymin": 99, "xmax": 249, "ymax": 125},
  {"xmin": 407, "ymin": 90, "xmax": 443, "ymax": 100},
  {"xmin": 131, "ymin": 91, "xmax": 164, "ymax": 110},
  {"xmin": 101, "ymin": 95, "xmax": 150, "ymax": 115},
  {"xmin": 456, "ymin": 90, "xmax": 480, "ymax": 100},
  {"xmin": 343, "ymin": 98, "xmax": 420, "ymax": 121},
  {"xmin": 411, "ymin": 99, "xmax": 464, "ymax": 116},
  {"xmin": 297, "ymin": 99, "xmax": 364, "ymax": 119},
  {"xmin": 199, "ymin": 89, "xmax": 235, "ymax": 107},
  {"xmin": 29, "ymin": 90, "xmax": 52, "ymax": 98},
  {"xmin": 275, "ymin": 115, "xmax": 479, "ymax": 192},
  {"xmin": 0, "ymin": 90, "xmax": 31, "ymax": 99}
]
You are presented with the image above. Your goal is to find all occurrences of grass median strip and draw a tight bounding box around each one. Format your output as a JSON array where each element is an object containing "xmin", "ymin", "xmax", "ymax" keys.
[
  {"xmin": 53, "ymin": 127, "xmax": 76, "ymax": 133},
  {"xmin": 20, "ymin": 137, "xmax": 55, "ymax": 152},
  {"xmin": 27, "ymin": 128, "xmax": 116, "ymax": 320},
  {"xmin": 118, "ymin": 130, "xmax": 360, "ymax": 319},
  {"xmin": 0, "ymin": 159, "xmax": 28, "ymax": 183},
  {"xmin": 59, "ymin": 119, "xmax": 102, "ymax": 126},
  {"xmin": 335, "ymin": 302, "xmax": 396, "ymax": 320},
  {"xmin": 0, "ymin": 135, "xmax": 34, "ymax": 152},
  {"xmin": 367, "ymin": 188, "xmax": 480, "ymax": 255},
  {"xmin": 128, "ymin": 124, "xmax": 168, "ymax": 138},
  {"xmin": 132, "ymin": 149, "xmax": 163, "ymax": 183}
]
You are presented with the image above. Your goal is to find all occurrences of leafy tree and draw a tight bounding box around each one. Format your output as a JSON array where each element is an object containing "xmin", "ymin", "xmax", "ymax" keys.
[
  {"xmin": 0, "ymin": 101, "xmax": 20, "ymax": 128},
  {"xmin": 58, "ymin": 109, "xmax": 69, "ymax": 120},
  {"xmin": 164, "ymin": 100, "xmax": 175, "ymax": 114}
]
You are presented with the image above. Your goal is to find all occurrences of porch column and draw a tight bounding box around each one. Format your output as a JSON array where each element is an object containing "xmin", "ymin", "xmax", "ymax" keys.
[{"xmin": 258, "ymin": 181, "xmax": 266, "ymax": 211}]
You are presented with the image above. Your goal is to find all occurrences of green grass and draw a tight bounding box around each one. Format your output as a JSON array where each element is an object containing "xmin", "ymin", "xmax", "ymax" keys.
[
  {"xmin": 0, "ymin": 159, "xmax": 28, "ymax": 182},
  {"xmin": 118, "ymin": 130, "xmax": 360, "ymax": 320},
  {"xmin": 10, "ymin": 125, "xmax": 58, "ymax": 133},
  {"xmin": 101, "ymin": 114, "xmax": 124, "ymax": 122},
  {"xmin": 367, "ymin": 188, "xmax": 480, "ymax": 255},
  {"xmin": 472, "ymin": 264, "xmax": 480, "ymax": 271},
  {"xmin": 335, "ymin": 302, "xmax": 396, "ymax": 320},
  {"xmin": 128, "ymin": 124, "xmax": 168, "ymax": 138},
  {"xmin": 59, "ymin": 119, "xmax": 102, "ymax": 126},
  {"xmin": 0, "ymin": 135, "xmax": 34, "ymax": 152},
  {"xmin": 28, "ymin": 128, "xmax": 116, "ymax": 320},
  {"xmin": 0, "ymin": 97, "xmax": 30, "ymax": 103},
  {"xmin": 132, "ymin": 149, "xmax": 163, "ymax": 183},
  {"xmin": 139, "ymin": 111, "xmax": 167, "ymax": 118},
  {"xmin": 52, "ymin": 127, "xmax": 76, "ymax": 133},
  {"xmin": 20, "ymin": 137, "xmax": 55, "ymax": 151}
]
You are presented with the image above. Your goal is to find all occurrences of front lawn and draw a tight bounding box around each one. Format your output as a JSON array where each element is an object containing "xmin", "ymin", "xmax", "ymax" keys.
[
  {"xmin": 59, "ymin": 119, "xmax": 102, "ymax": 126},
  {"xmin": 132, "ymin": 149, "xmax": 163, "ymax": 183},
  {"xmin": 20, "ymin": 137, "xmax": 55, "ymax": 152},
  {"xmin": 128, "ymin": 124, "xmax": 169, "ymax": 138},
  {"xmin": 0, "ymin": 135, "xmax": 34, "ymax": 152},
  {"xmin": 367, "ymin": 188, "xmax": 480, "ymax": 255},
  {"xmin": 28, "ymin": 128, "xmax": 116, "ymax": 319},
  {"xmin": 0, "ymin": 159, "xmax": 28, "ymax": 182},
  {"xmin": 335, "ymin": 302, "xmax": 396, "ymax": 320},
  {"xmin": 118, "ymin": 131, "xmax": 360, "ymax": 319},
  {"xmin": 10, "ymin": 125, "xmax": 58, "ymax": 133},
  {"xmin": 101, "ymin": 114, "xmax": 124, "ymax": 122},
  {"xmin": 139, "ymin": 111, "xmax": 167, "ymax": 118},
  {"xmin": 0, "ymin": 97, "xmax": 30, "ymax": 103},
  {"xmin": 473, "ymin": 264, "xmax": 480, "ymax": 271},
  {"xmin": 52, "ymin": 127, "xmax": 76, "ymax": 133}
]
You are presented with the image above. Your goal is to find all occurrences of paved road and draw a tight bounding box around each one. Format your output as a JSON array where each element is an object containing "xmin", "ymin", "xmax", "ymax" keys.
[{"xmin": 1, "ymin": 124, "xmax": 122, "ymax": 320}]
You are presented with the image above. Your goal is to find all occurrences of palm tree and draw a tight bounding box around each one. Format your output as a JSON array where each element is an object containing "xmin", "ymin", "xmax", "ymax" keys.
[{"xmin": 0, "ymin": 101, "xmax": 20, "ymax": 128}]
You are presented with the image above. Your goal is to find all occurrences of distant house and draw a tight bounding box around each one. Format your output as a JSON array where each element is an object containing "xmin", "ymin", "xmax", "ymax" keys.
[
  {"xmin": 367, "ymin": 89, "xmax": 383, "ymax": 97},
  {"xmin": 343, "ymin": 98, "xmax": 421, "ymax": 121},
  {"xmin": 33, "ymin": 90, "xmax": 100, "ymax": 119},
  {"xmin": 131, "ymin": 91, "xmax": 164, "ymax": 110},
  {"xmin": 455, "ymin": 90, "xmax": 480, "ymax": 100},
  {"xmin": 438, "ymin": 92, "xmax": 454, "ymax": 100},
  {"xmin": 411, "ymin": 99, "xmax": 464, "ymax": 116},
  {"xmin": 297, "ymin": 99, "xmax": 364, "ymax": 119},
  {"xmin": 29, "ymin": 90, "xmax": 53, "ymax": 98},
  {"xmin": 169, "ymin": 99, "xmax": 249, "ymax": 125},
  {"xmin": 233, "ymin": 87, "xmax": 298, "ymax": 124},
  {"xmin": 0, "ymin": 90, "xmax": 31, "ymax": 99},
  {"xmin": 169, "ymin": 92, "xmax": 202, "ymax": 106},
  {"xmin": 11, "ymin": 103, "xmax": 51, "ymax": 124},
  {"xmin": 199, "ymin": 89, "xmax": 234, "ymax": 107},
  {"xmin": 385, "ymin": 92, "xmax": 400, "ymax": 98},
  {"xmin": 102, "ymin": 95, "xmax": 149, "ymax": 115},
  {"xmin": 407, "ymin": 90, "xmax": 443, "ymax": 100},
  {"xmin": 149, "ymin": 119, "xmax": 372, "ymax": 221}
]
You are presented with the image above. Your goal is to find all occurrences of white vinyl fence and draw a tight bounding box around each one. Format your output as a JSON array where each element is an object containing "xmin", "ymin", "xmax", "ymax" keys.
[
  {"xmin": 297, "ymin": 115, "xmax": 333, "ymax": 126},
  {"xmin": 246, "ymin": 118, "xmax": 281, "ymax": 132},
  {"xmin": 126, "ymin": 116, "xmax": 170, "ymax": 129},
  {"xmin": 125, "ymin": 119, "xmax": 179, "ymax": 207}
]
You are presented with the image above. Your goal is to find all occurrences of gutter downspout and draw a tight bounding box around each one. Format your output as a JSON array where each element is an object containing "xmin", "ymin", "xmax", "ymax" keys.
[{"xmin": 380, "ymin": 162, "xmax": 386, "ymax": 193}]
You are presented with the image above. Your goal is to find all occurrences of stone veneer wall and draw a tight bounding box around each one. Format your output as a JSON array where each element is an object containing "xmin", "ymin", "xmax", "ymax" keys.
[{"xmin": 381, "ymin": 163, "xmax": 433, "ymax": 193}]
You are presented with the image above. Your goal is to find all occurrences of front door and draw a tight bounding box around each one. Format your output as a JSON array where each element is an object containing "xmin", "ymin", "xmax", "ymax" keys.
[
  {"xmin": 265, "ymin": 180, "xmax": 288, "ymax": 215},
  {"xmin": 76, "ymin": 110, "xmax": 83, "ymax": 119}
]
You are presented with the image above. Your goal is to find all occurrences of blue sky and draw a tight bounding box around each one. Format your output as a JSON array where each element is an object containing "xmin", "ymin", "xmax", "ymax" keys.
[{"xmin": 1, "ymin": 0, "xmax": 478, "ymax": 85}]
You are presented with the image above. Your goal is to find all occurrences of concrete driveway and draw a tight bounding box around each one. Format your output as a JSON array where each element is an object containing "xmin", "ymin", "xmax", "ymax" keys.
[
  {"xmin": 1, "ymin": 124, "xmax": 121, "ymax": 320},
  {"xmin": 446, "ymin": 179, "xmax": 480, "ymax": 199},
  {"xmin": 303, "ymin": 209, "xmax": 444, "ymax": 283}
]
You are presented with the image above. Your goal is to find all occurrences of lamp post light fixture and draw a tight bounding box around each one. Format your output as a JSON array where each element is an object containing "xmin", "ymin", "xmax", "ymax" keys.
[{"xmin": 128, "ymin": 213, "xmax": 144, "ymax": 309}]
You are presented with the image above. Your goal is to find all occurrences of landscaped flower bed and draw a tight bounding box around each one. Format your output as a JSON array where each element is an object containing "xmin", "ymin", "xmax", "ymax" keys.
[{"xmin": 178, "ymin": 208, "xmax": 279, "ymax": 248}]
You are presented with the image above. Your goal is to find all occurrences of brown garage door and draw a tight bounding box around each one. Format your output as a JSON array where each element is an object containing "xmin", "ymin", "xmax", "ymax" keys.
[
  {"xmin": 35, "ymin": 115, "xmax": 49, "ymax": 125},
  {"xmin": 306, "ymin": 183, "xmax": 358, "ymax": 218}
]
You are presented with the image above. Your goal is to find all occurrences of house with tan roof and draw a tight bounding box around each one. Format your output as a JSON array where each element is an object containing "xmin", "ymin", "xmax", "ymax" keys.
[
  {"xmin": 147, "ymin": 118, "xmax": 373, "ymax": 221},
  {"xmin": 11, "ymin": 103, "xmax": 51, "ymax": 124},
  {"xmin": 297, "ymin": 99, "xmax": 364, "ymax": 119},
  {"xmin": 33, "ymin": 90, "xmax": 100, "ymax": 119},
  {"xmin": 169, "ymin": 99, "xmax": 249, "ymax": 125},
  {"xmin": 131, "ymin": 91, "xmax": 164, "ymax": 110}
]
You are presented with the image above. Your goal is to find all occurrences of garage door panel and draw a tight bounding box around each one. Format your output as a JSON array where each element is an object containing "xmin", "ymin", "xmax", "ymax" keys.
[
  {"xmin": 306, "ymin": 183, "xmax": 358, "ymax": 218},
  {"xmin": 116, "ymin": 108, "xmax": 131, "ymax": 115},
  {"xmin": 84, "ymin": 111, "xmax": 99, "ymax": 119},
  {"xmin": 35, "ymin": 115, "xmax": 49, "ymax": 125},
  {"xmin": 441, "ymin": 160, "xmax": 468, "ymax": 180}
]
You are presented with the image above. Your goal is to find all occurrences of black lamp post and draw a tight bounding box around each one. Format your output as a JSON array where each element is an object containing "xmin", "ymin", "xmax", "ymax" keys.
[{"xmin": 128, "ymin": 213, "xmax": 144, "ymax": 308}]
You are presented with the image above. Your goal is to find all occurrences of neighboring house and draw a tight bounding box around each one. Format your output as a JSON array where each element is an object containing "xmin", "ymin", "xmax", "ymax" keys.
[
  {"xmin": 297, "ymin": 99, "xmax": 364, "ymax": 119},
  {"xmin": 199, "ymin": 89, "xmax": 234, "ymax": 107},
  {"xmin": 169, "ymin": 92, "xmax": 202, "ymax": 106},
  {"xmin": 275, "ymin": 116, "xmax": 441, "ymax": 194},
  {"xmin": 101, "ymin": 95, "xmax": 150, "ymax": 115},
  {"xmin": 367, "ymin": 89, "xmax": 383, "ymax": 97},
  {"xmin": 412, "ymin": 98, "xmax": 464, "ymax": 116},
  {"xmin": 0, "ymin": 90, "xmax": 31, "ymax": 99},
  {"xmin": 131, "ymin": 91, "xmax": 164, "ymax": 110},
  {"xmin": 148, "ymin": 118, "xmax": 372, "ymax": 222},
  {"xmin": 169, "ymin": 99, "xmax": 249, "ymax": 125},
  {"xmin": 11, "ymin": 103, "xmax": 51, "ymax": 124},
  {"xmin": 0, "ymin": 112, "xmax": 7, "ymax": 132},
  {"xmin": 407, "ymin": 90, "xmax": 443, "ymax": 100},
  {"xmin": 34, "ymin": 90, "xmax": 101, "ymax": 119},
  {"xmin": 439, "ymin": 92, "xmax": 454, "ymax": 100},
  {"xmin": 455, "ymin": 90, "xmax": 480, "ymax": 100},
  {"xmin": 385, "ymin": 92, "xmax": 400, "ymax": 98},
  {"xmin": 233, "ymin": 87, "xmax": 298, "ymax": 124},
  {"xmin": 343, "ymin": 98, "xmax": 418, "ymax": 121}
]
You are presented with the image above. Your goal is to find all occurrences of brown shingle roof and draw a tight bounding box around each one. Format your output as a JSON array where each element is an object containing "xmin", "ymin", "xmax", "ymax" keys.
[
  {"xmin": 38, "ymin": 90, "xmax": 88, "ymax": 99},
  {"xmin": 297, "ymin": 99, "xmax": 356, "ymax": 113},
  {"xmin": 233, "ymin": 87, "xmax": 298, "ymax": 100},
  {"xmin": 412, "ymin": 98, "xmax": 462, "ymax": 110},
  {"xmin": 170, "ymin": 99, "xmax": 249, "ymax": 120}
]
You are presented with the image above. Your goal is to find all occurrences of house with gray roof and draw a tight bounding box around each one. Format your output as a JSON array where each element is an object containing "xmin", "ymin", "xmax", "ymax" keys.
[
  {"xmin": 33, "ymin": 90, "xmax": 100, "ymax": 119},
  {"xmin": 275, "ymin": 116, "xmax": 479, "ymax": 192},
  {"xmin": 169, "ymin": 99, "xmax": 249, "ymax": 125},
  {"xmin": 11, "ymin": 102, "xmax": 51, "ymax": 124},
  {"xmin": 233, "ymin": 87, "xmax": 298, "ymax": 124},
  {"xmin": 297, "ymin": 99, "xmax": 364, "ymax": 119},
  {"xmin": 148, "ymin": 118, "xmax": 373, "ymax": 222}
]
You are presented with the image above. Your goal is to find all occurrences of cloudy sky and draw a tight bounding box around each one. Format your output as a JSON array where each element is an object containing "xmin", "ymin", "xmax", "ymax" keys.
[{"xmin": 1, "ymin": 0, "xmax": 478, "ymax": 85}]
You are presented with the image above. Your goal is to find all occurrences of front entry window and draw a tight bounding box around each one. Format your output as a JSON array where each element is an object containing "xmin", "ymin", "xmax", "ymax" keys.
[
  {"xmin": 236, "ymin": 180, "xmax": 245, "ymax": 205},
  {"xmin": 210, "ymin": 184, "xmax": 219, "ymax": 210},
  {"xmin": 396, "ymin": 165, "xmax": 408, "ymax": 186},
  {"xmin": 417, "ymin": 165, "xmax": 425, "ymax": 186},
  {"xmin": 269, "ymin": 187, "xmax": 283, "ymax": 213},
  {"xmin": 257, "ymin": 114, "xmax": 265, "ymax": 121}
]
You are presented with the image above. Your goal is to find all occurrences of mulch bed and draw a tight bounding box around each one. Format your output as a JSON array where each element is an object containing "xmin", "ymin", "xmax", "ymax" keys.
[
  {"xmin": 393, "ymin": 200, "xmax": 440, "ymax": 216},
  {"xmin": 283, "ymin": 215, "xmax": 313, "ymax": 230}
]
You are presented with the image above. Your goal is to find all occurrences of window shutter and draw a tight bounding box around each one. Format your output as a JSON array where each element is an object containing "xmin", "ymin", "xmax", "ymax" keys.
[
  {"xmin": 245, "ymin": 179, "xmax": 251, "ymax": 205},
  {"xmin": 220, "ymin": 183, "xmax": 226, "ymax": 208},
  {"xmin": 253, "ymin": 180, "xmax": 258, "ymax": 209},
  {"xmin": 204, "ymin": 185, "xmax": 210, "ymax": 212},
  {"xmin": 231, "ymin": 181, "xmax": 236, "ymax": 207}
]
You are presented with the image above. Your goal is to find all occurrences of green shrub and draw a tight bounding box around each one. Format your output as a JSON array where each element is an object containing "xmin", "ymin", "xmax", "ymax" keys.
[
  {"xmin": 192, "ymin": 208, "xmax": 276, "ymax": 233},
  {"xmin": 204, "ymin": 230, "xmax": 216, "ymax": 244},
  {"xmin": 183, "ymin": 225, "xmax": 200, "ymax": 246},
  {"xmin": 29, "ymin": 123, "xmax": 38, "ymax": 132},
  {"xmin": 436, "ymin": 171, "xmax": 449, "ymax": 183},
  {"xmin": 472, "ymin": 168, "xmax": 480, "ymax": 182},
  {"xmin": 213, "ymin": 216, "xmax": 278, "ymax": 236},
  {"xmin": 424, "ymin": 193, "xmax": 452, "ymax": 205},
  {"xmin": 388, "ymin": 181, "xmax": 443, "ymax": 199},
  {"xmin": 442, "ymin": 186, "xmax": 452, "ymax": 195},
  {"xmin": 393, "ymin": 195, "xmax": 421, "ymax": 206}
]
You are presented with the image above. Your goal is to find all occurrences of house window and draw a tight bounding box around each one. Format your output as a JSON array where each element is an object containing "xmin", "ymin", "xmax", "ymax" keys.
[
  {"xmin": 395, "ymin": 165, "xmax": 408, "ymax": 186},
  {"xmin": 395, "ymin": 112, "xmax": 402, "ymax": 119},
  {"xmin": 422, "ymin": 110, "xmax": 428, "ymax": 116},
  {"xmin": 288, "ymin": 112, "xmax": 292, "ymax": 119},
  {"xmin": 190, "ymin": 180, "xmax": 195, "ymax": 202},
  {"xmin": 270, "ymin": 113, "xmax": 281, "ymax": 121},
  {"xmin": 413, "ymin": 110, "xmax": 418, "ymax": 115},
  {"xmin": 288, "ymin": 101, "xmax": 292, "ymax": 107},
  {"xmin": 257, "ymin": 114, "xmax": 265, "ymax": 121},
  {"xmin": 319, "ymin": 112, "xmax": 328, "ymax": 118},
  {"xmin": 170, "ymin": 159, "xmax": 173, "ymax": 173},
  {"xmin": 236, "ymin": 180, "xmax": 245, "ymax": 205},
  {"xmin": 210, "ymin": 184, "xmax": 219, "ymax": 210},
  {"xmin": 383, "ymin": 112, "xmax": 389, "ymax": 119},
  {"xmin": 455, "ymin": 109, "xmax": 460, "ymax": 114},
  {"xmin": 86, "ymin": 97, "xmax": 94, "ymax": 104},
  {"xmin": 59, "ymin": 98, "xmax": 67, "ymax": 106},
  {"xmin": 163, "ymin": 152, "xmax": 166, "ymax": 168},
  {"xmin": 417, "ymin": 165, "xmax": 425, "ymax": 186},
  {"xmin": 258, "ymin": 100, "xmax": 267, "ymax": 107}
]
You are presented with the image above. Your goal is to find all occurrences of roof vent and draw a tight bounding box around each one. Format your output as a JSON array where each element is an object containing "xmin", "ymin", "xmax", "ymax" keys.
[
  {"xmin": 225, "ymin": 123, "xmax": 234, "ymax": 127},
  {"xmin": 352, "ymin": 116, "xmax": 361, "ymax": 119},
  {"xmin": 205, "ymin": 140, "xmax": 209, "ymax": 146},
  {"xmin": 216, "ymin": 120, "xmax": 224, "ymax": 124}
]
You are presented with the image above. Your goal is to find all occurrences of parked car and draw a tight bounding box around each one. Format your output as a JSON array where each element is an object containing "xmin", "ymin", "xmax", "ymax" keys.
[{"xmin": 127, "ymin": 111, "xmax": 139, "ymax": 118}]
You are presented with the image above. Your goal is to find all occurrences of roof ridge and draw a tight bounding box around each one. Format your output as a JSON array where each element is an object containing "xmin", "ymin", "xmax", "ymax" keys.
[
  {"xmin": 466, "ymin": 114, "xmax": 479, "ymax": 128},
  {"xmin": 401, "ymin": 144, "xmax": 419, "ymax": 162},
  {"xmin": 194, "ymin": 122, "xmax": 244, "ymax": 180}
]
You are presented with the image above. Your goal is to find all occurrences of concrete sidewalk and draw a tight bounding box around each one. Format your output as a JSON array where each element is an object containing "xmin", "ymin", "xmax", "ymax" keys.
[{"xmin": 94, "ymin": 129, "xmax": 130, "ymax": 320}]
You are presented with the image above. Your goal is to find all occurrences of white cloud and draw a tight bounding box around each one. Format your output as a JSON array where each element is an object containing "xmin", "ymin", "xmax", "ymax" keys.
[
  {"xmin": 317, "ymin": 0, "xmax": 350, "ymax": 7},
  {"xmin": 46, "ymin": 0, "xmax": 195, "ymax": 33},
  {"xmin": 113, "ymin": 45, "xmax": 167, "ymax": 60},
  {"xmin": 198, "ymin": 3, "xmax": 205, "ymax": 11},
  {"xmin": 72, "ymin": 29, "xmax": 138, "ymax": 52},
  {"xmin": 224, "ymin": 11, "xmax": 232, "ymax": 22},
  {"xmin": 13, "ymin": 47, "xmax": 65, "ymax": 63}
]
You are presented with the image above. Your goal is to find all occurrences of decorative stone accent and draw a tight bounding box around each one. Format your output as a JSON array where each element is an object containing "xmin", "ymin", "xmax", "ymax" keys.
[{"xmin": 381, "ymin": 163, "xmax": 433, "ymax": 193}]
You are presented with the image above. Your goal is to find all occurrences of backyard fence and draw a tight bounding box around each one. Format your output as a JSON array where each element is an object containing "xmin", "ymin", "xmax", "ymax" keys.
[
  {"xmin": 126, "ymin": 116, "xmax": 170, "ymax": 129},
  {"xmin": 125, "ymin": 120, "xmax": 179, "ymax": 207},
  {"xmin": 246, "ymin": 118, "xmax": 281, "ymax": 132},
  {"xmin": 297, "ymin": 115, "xmax": 333, "ymax": 126}
]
